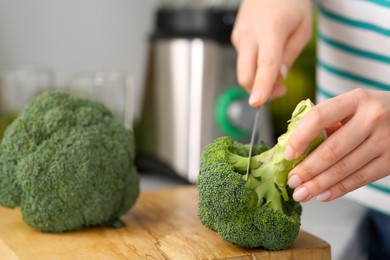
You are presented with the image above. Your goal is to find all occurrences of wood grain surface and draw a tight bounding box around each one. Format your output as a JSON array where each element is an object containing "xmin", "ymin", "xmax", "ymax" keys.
[{"xmin": 0, "ymin": 185, "xmax": 330, "ymax": 260}]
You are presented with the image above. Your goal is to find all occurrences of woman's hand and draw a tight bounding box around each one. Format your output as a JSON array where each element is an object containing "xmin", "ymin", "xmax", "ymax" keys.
[
  {"xmin": 231, "ymin": 0, "xmax": 312, "ymax": 106},
  {"xmin": 286, "ymin": 89, "xmax": 390, "ymax": 202}
]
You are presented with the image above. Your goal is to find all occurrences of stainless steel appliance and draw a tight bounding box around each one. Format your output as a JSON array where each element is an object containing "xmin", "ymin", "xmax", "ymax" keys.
[{"xmin": 136, "ymin": 8, "xmax": 273, "ymax": 183}]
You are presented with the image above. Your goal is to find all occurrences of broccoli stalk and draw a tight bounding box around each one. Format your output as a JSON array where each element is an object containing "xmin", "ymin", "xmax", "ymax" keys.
[
  {"xmin": 197, "ymin": 99, "xmax": 326, "ymax": 250},
  {"xmin": 246, "ymin": 99, "xmax": 325, "ymax": 211},
  {"xmin": 227, "ymin": 150, "xmax": 250, "ymax": 170}
]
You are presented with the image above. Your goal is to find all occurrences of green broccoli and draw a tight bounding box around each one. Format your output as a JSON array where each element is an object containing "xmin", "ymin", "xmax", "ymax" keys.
[
  {"xmin": 0, "ymin": 91, "xmax": 139, "ymax": 232},
  {"xmin": 197, "ymin": 99, "xmax": 325, "ymax": 250}
]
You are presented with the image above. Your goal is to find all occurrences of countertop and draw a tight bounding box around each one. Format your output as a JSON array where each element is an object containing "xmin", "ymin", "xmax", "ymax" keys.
[
  {"xmin": 0, "ymin": 185, "xmax": 330, "ymax": 260},
  {"xmin": 0, "ymin": 169, "xmax": 365, "ymax": 260},
  {"xmin": 139, "ymin": 172, "xmax": 368, "ymax": 260}
]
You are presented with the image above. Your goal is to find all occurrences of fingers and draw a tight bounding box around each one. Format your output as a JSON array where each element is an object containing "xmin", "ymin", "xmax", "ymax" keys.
[
  {"xmin": 287, "ymin": 89, "xmax": 390, "ymax": 202},
  {"xmin": 325, "ymin": 122, "xmax": 343, "ymax": 136},
  {"xmin": 271, "ymin": 83, "xmax": 287, "ymax": 99},
  {"xmin": 285, "ymin": 94, "xmax": 359, "ymax": 161},
  {"xmin": 293, "ymin": 154, "xmax": 389, "ymax": 203},
  {"xmin": 290, "ymin": 134, "xmax": 381, "ymax": 202},
  {"xmin": 232, "ymin": 0, "xmax": 313, "ymax": 107},
  {"xmin": 242, "ymin": 16, "xmax": 312, "ymax": 107},
  {"xmin": 320, "ymin": 155, "xmax": 389, "ymax": 201},
  {"xmin": 287, "ymin": 106, "xmax": 370, "ymax": 183},
  {"xmin": 286, "ymin": 93, "xmax": 370, "ymax": 195},
  {"xmin": 236, "ymin": 40, "xmax": 258, "ymax": 93},
  {"xmin": 281, "ymin": 9, "xmax": 312, "ymax": 70},
  {"xmin": 266, "ymin": 16, "xmax": 311, "ymax": 101},
  {"xmin": 249, "ymin": 35, "xmax": 285, "ymax": 107}
]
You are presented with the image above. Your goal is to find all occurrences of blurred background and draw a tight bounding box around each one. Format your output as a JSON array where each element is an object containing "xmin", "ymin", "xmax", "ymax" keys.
[
  {"xmin": 0, "ymin": 0, "xmax": 318, "ymax": 201},
  {"xmin": 0, "ymin": 0, "xmax": 316, "ymax": 181},
  {"xmin": 0, "ymin": 0, "xmax": 155, "ymax": 120}
]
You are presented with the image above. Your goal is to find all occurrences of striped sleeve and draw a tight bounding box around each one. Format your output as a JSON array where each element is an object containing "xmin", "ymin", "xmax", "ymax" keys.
[{"xmin": 316, "ymin": 0, "xmax": 390, "ymax": 215}]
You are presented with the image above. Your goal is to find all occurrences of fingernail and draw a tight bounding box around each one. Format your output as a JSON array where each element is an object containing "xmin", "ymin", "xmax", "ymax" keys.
[
  {"xmin": 288, "ymin": 175, "xmax": 302, "ymax": 189},
  {"xmin": 249, "ymin": 90, "xmax": 262, "ymax": 106},
  {"xmin": 280, "ymin": 64, "xmax": 288, "ymax": 79},
  {"xmin": 293, "ymin": 186, "xmax": 309, "ymax": 202},
  {"xmin": 285, "ymin": 145, "xmax": 295, "ymax": 161},
  {"xmin": 317, "ymin": 190, "xmax": 331, "ymax": 202}
]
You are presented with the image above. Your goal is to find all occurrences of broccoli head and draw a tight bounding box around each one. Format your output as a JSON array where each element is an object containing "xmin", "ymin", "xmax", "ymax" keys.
[
  {"xmin": 198, "ymin": 99, "xmax": 325, "ymax": 250},
  {"xmin": 0, "ymin": 91, "xmax": 139, "ymax": 232}
]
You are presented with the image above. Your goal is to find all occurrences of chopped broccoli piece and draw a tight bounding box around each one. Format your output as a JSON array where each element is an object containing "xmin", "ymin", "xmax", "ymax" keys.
[
  {"xmin": 0, "ymin": 91, "xmax": 139, "ymax": 232},
  {"xmin": 197, "ymin": 99, "xmax": 325, "ymax": 250}
]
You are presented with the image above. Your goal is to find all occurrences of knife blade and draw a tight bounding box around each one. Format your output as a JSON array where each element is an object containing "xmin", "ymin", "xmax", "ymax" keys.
[{"xmin": 245, "ymin": 105, "xmax": 261, "ymax": 181}]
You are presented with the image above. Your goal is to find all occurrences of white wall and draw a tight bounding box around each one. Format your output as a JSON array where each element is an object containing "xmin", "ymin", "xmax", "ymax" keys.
[{"xmin": 0, "ymin": 0, "xmax": 158, "ymax": 117}]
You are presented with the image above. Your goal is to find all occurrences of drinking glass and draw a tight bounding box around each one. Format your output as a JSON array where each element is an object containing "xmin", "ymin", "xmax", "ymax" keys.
[
  {"xmin": 0, "ymin": 65, "xmax": 54, "ymax": 113},
  {"xmin": 68, "ymin": 71, "xmax": 134, "ymax": 130}
]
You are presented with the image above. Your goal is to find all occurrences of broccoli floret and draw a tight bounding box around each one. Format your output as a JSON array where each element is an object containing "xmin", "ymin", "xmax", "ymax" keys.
[
  {"xmin": 0, "ymin": 91, "xmax": 139, "ymax": 232},
  {"xmin": 198, "ymin": 99, "xmax": 325, "ymax": 250}
]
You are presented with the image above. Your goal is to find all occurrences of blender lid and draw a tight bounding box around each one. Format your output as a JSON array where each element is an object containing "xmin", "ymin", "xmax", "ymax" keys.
[{"xmin": 151, "ymin": 8, "xmax": 237, "ymax": 44}]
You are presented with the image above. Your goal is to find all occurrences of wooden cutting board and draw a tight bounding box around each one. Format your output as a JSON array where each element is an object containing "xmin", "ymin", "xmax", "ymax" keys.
[{"xmin": 0, "ymin": 185, "xmax": 330, "ymax": 260}]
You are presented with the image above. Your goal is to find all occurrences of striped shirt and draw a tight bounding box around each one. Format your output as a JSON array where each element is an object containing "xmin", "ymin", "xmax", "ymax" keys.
[{"xmin": 316, "ymin": 0, "xmax": 390, "ymax": 215}]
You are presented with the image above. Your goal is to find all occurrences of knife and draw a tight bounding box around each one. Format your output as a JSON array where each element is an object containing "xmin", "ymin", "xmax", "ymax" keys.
[{"xmin": 245, "ymin": 105, "xmax": 262, "ymax": 181}]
